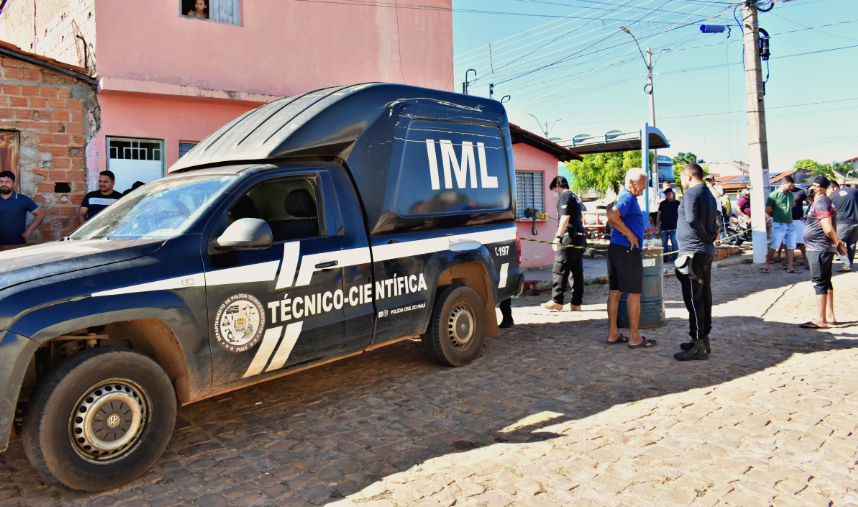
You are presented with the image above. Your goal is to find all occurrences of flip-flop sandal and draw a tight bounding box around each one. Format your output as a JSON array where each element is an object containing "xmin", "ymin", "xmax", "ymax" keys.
[
  {"xmin": 799, "ymin": 321, "xmax": 825, "ymax": 329},
  {"xmin": 606, "ymin": 335, "xmax": 629, "ymax": 345},
  {"xmin": 628, "ymin": 338, "xmax": 657, "ymax": 349},
  {"xmin": 760, "ymin": 268, "xmax": 769, "ymax": 274},
  {"xmin": 786, "ymin": 269, "xmax": 802, "ymax": 274}
]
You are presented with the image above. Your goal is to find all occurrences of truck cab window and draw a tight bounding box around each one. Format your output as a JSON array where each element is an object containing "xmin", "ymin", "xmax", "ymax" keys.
[{"xmin": 227, "ymin": 178, "xmax": 321, "ymax": 242}]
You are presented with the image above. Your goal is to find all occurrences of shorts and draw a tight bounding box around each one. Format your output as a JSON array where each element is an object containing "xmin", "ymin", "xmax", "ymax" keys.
[
  {"xmin": 792, "ymin": 220, "xmax": 805, "ymax": 245},
  {"xmin": 807, "ymin": 250, "xmax": 834, "ymax": 295},
  {"xmin": 607, "ymin": 244, "xmax": 643, "ymax": 294},
  {"xmin": 771, "ymin": 222, "xmax": 796, "ymax": 250}
]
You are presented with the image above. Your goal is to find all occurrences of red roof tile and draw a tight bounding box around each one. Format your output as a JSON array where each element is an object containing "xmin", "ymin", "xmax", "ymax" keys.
[{"xmin": 0, "ymin": 39, "xmax": 91, "ymax": 79}]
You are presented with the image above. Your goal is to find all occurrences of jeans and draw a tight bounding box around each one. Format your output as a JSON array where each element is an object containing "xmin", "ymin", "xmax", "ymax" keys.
[
  {"xmin": 660, "ymin": 230, "xmax": 677, "ymax": 261},
  {"xmin": 837, "ymin": 223, "xmax": 858, "ymax": 269},
  {"xmin": 675, "ymin": 253, "xmax": 715, "ymax": 341}
]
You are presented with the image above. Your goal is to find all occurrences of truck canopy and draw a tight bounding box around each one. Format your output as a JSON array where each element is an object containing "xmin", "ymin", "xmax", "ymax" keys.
[{"xmin": 169, "ymin": 83, "xmax": 516, "ymax": 235}]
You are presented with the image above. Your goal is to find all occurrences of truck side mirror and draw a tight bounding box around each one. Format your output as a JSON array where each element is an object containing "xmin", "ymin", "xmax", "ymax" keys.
[{"xmin": 214, "ymin": 218, "xmax": 273, "ymax": 251}]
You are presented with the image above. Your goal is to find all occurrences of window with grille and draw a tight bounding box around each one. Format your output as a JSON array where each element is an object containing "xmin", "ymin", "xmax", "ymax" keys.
[
  {"xmin": 107, "ymin": 138, "xmax": 164, "ymax": 194},
  {"xmin": 109, "ymin": 139, "xmax": 161, "ymax": 161},
  {"xmin": 516, "ymin": 171, "xmax": 543, "ymax": 218}
]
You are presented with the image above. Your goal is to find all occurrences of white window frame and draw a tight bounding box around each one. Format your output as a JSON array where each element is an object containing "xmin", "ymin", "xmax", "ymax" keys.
[{"xmin": 515, "ymin": 171, "xmax": 544, "ymax": 219}]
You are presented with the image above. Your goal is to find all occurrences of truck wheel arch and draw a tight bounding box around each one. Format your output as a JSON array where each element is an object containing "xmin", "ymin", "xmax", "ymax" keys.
[
  {"xmin": 101, "ymin": 319, "xmax": 192, "ymax": 404},
  {"xmin": 437, "ymin": 262, "xmax": 499, "ymax": 337},
  {"xmin": 34, "ymin": 319, "xmax": 193, "ymax": 405}
]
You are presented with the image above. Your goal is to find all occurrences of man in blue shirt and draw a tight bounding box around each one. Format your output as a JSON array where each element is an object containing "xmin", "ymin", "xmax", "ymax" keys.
[
  {"xmin": 0, "ymin": 171, "xmax": 45, "ymax": 250},
  {"xmin": 606, "ymin": 168, "xmax": 655, "ymax": 349}
]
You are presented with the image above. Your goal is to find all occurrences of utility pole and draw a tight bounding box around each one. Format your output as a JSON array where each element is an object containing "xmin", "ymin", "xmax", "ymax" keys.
[
  {"xmin": 646, "ymin": 47, "xmax": 659, "ymax": 211},
  {"xmin": 622, "ymin": 26, "xmax": 666, "ymax": 214},
  {"xmin": 743, "ymin": 1, "xmax": 770, "ymax": 263}
]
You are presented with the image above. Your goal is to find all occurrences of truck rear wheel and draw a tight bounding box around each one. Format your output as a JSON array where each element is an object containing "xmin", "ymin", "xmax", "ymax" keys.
[
  {"xmin": 22, "ymin": 347, "xmax": 177, "ymax": 491},
  {"xmin": 422, "ymin": 284, "xmax": 486, "ymax": 367}
]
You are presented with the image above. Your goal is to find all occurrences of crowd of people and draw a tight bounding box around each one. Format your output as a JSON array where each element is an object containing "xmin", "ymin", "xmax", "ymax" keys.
[{"xmin": 527, "ymin": 165, "xmax": 858, "ymax": 358}]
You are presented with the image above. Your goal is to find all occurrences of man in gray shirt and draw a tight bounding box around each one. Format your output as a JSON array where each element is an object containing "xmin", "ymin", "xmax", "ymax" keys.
[{"xmin": 674, "ymin": 164, "xmax": 720, "ymax": 361}]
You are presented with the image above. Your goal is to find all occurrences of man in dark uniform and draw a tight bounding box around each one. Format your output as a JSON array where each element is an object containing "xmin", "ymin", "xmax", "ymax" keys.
[
  {"xmin": 542, "ymin": 176, "xmax": 587, "ymax": 312},
  {"xmin": 674, "ymin": 164, "xmax": 720, "ymax": 361}
]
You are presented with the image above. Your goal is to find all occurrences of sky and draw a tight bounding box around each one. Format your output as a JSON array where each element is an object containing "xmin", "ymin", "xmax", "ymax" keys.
[{"xmin": 452, "ymin": 0, "xmax": 858, "ymax": 171}]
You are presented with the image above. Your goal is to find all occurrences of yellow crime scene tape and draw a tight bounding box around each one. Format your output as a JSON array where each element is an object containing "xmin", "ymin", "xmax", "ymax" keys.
[{"xmin": 520, "ymin": 229, "xmax": 747, "ymax": 258}]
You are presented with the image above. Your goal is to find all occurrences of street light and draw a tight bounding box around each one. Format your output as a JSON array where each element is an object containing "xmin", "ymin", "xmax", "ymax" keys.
[
  {"xmin": 527, "ymin": 113, "xmax": 561, "ymax": 139},
  {"xmin": 620, "ymin": 26, "xmax": 671, "ymax": 214}
]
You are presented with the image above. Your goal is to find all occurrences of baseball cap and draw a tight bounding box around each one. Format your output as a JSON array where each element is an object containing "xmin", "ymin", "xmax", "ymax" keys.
[
  {"xmin": 742, "ymin": 188, "xmax": 750, "ymax": 195},
  {"xmin": 809, "ymin": 175, "xmax": 830, "ymax": 189},
  {"xmin": 705, "ymin": 174, "xmax": 715, "ymax": 180}
]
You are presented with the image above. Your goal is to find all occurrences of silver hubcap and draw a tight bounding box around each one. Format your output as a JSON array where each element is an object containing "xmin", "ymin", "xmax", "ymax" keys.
[
  {"xmin": 448, "ymin": 304, "xmax": 474, "ymax": 348},
  {"xmin": 70, "ymin": 379, "xmax": 148, "ymax": 463}
]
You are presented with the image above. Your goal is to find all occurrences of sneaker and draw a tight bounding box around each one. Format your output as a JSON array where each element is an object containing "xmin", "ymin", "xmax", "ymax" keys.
[
  {"xmin": 541, "ymin": 301, "xmax": 564, "ymax": 311},
  {"xmin": 564, "ymin": 304, "xmax": 582, "ymax": 311},
  {"xmin": 499, "ymin": 319, "xmax": 515, "ymax": 329}
]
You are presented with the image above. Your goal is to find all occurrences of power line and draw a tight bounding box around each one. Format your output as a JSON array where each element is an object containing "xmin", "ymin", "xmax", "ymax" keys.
[{"xmin": 291, "ymin": 0, "xmax": 720, "ymax": 20}]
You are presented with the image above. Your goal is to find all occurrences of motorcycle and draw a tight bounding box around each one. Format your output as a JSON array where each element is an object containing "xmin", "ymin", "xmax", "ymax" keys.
[{"xmin": 723, "ymin": 216, "xmax": 752, "ymax": 245}]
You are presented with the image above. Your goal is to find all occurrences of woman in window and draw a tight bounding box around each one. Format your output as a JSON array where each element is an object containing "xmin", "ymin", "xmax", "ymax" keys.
[{"xmin": 187, "ymin": 0, "xmax": 208, "ymax": 19}]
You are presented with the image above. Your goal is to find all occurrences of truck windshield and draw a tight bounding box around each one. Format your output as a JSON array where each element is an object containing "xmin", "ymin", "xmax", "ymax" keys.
[{"xmin": 70, "ymin": 175, "xmax": 236, "ymax": 240}]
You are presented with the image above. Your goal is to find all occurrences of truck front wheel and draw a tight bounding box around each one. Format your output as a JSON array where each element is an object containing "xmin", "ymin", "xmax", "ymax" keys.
[
  {"xmin": 422, "ymin": 284, "xmax": 486, "ymax": 367},
  {"xmin": 22, "ymin": 347, "xmax": 177, "ymax": 491}
]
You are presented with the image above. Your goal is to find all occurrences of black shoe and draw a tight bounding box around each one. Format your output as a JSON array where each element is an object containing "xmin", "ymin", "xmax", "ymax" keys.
[
  {"xmin": 499, "ymin": 319, "xmax": 515, "ymax": 329},
  {"xmin": 674, "ymin": 341, "xmax": 708, "ymax": 361},
  {"xmin": 679, "ymin": 337, "xmax": 710, "ymax": 354}
]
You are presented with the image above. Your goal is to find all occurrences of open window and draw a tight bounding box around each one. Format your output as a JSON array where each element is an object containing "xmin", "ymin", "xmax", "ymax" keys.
[
  {"xmin": 228, "ymin": 178, "xmax": 322, "ymax": 242},
  {"xmin": 180, "ymin": 0, "xmax": 241, "ymax": 25}
]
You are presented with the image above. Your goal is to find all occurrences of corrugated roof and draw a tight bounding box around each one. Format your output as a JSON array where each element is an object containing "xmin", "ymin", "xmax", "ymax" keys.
[
  {"xmin": 509, "ymin": 123, "xmax": 582, "ymax": 162},
  {"xmin": 0, "ymin": 39, "xmax": 94, "ymax": 83}
]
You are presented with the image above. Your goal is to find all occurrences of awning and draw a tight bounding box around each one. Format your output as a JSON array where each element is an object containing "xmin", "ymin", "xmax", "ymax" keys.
[{"xmin": 558, "ymin": 125, "xmax": 670, "ymax": 155}]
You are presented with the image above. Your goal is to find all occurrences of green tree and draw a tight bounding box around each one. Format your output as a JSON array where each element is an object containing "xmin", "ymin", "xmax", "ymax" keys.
[
  {"xmin": 671, "ymin": 152, "xmax": 706, "ymax": 183},
  {"xmin": 565, "ymin": 150, "xmax": 653, "ymax": 195},
  {"xmin": 793, "ymin": 159, "xmax": 850, "ymax": 179}
]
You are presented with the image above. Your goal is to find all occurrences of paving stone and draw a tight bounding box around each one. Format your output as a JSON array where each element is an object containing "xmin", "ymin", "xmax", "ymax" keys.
[{"xmin": 1, "ymin": 265, "xmax": 857, "ymax": 507}]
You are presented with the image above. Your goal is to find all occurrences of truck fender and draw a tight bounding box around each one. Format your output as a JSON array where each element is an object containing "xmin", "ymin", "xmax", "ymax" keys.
[
  {"xmin": 8, "ymin": 291, "xmax": 210, "ymax": 403},
  {"xmin": 423, "ymin": 248, "xmax": 499, "ymax": 336},
  {"xmin": 0, "ymin": 331, "xmax": 38, "ymax": 452}
]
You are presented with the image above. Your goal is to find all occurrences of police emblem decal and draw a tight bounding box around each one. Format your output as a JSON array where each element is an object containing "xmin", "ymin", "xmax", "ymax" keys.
[{"xmin": 214, "ymin": 294, "xmax": 266, "ymax": 353}]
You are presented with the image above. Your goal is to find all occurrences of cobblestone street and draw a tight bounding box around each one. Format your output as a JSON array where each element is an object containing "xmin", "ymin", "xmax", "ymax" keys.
[{"xmin": 2, "ymin": 264, "xmax": 857, "ymax": 507}]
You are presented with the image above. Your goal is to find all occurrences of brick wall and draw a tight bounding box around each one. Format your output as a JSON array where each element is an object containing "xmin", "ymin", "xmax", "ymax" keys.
[
  {"xmin": 0, "ymin": 54, "xmax": 98, "ymax": 242},
  {"xmin": 0, "ymin": 0, "xmax": 96, "ymax": 72}
]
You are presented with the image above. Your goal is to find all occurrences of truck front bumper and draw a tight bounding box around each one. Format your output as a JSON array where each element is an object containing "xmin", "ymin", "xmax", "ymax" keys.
[{"xmin": 0, "ymin": 330, "xmax": 38, "ymax": 452}]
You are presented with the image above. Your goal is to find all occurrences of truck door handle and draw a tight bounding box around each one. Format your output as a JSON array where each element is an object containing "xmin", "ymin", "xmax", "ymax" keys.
[{"xmin": 315, "ymin": 260, "xmax": 339, "ymax": 269}]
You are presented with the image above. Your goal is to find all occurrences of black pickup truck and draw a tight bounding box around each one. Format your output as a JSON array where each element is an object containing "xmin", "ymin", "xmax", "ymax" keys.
[{"xmin": 0, "ymin": 83, "xmax": 523, "ymax": 491}]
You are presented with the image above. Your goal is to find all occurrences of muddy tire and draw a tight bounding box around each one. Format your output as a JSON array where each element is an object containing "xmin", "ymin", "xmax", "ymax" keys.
[
  {"xmin": 422, "ymin": 284, "xmax": 486, "ymax": 367},
  {"xmin": 22, "ymin": 347, "xmax": 176, "ymax": 491}
]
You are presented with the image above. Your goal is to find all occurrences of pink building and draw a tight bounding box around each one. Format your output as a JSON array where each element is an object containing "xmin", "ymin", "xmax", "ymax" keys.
[
  {"xmin": 509, "ymin": 124, "xmax": 582, "ymax": 269},
  {"xmin": 0, "ymin": 0, "xmax": 453, "ymax": 192}
]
